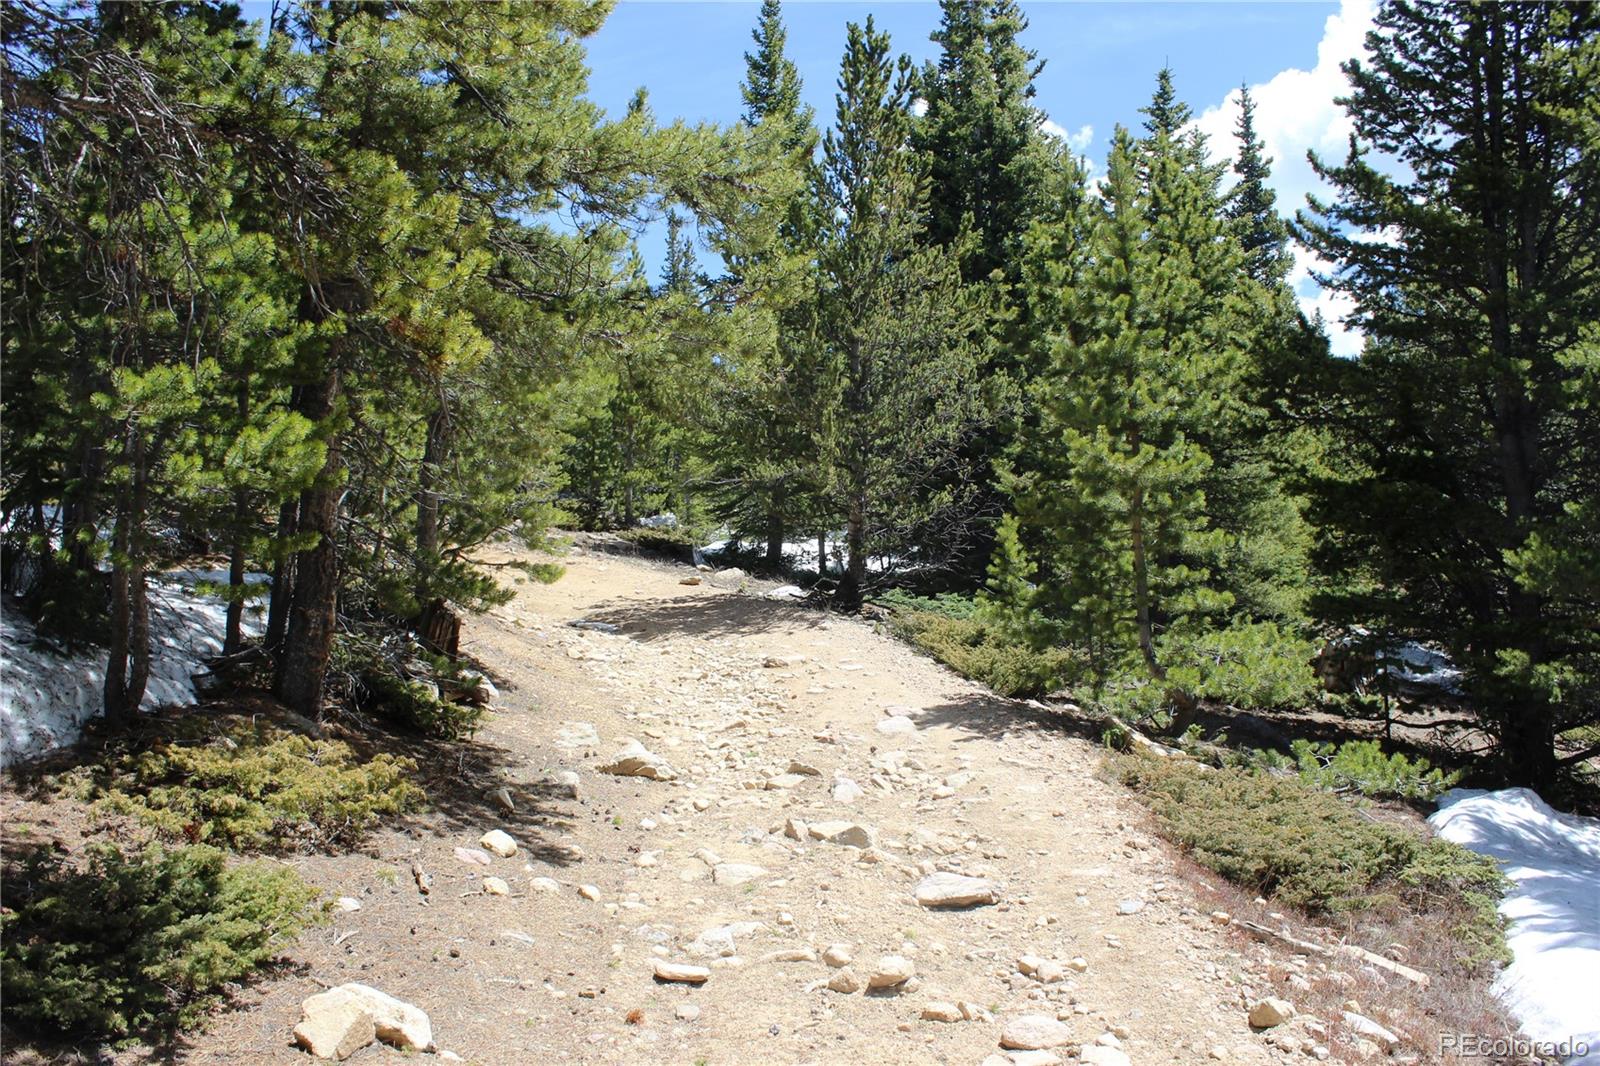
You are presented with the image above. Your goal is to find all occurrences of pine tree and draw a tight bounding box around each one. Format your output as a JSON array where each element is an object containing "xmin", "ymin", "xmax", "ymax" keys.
[
  {"xmin": 815, "ymin": 18, "xmax": 987, "ymax": 607},
  {"xmin": 998, "ymin": 72, "xmax": 1315, "ymax": 725},
  {"xmin": 1226, "ymin": 86, "xmax": 1290, "ymax": 284},
  {"xmin": 1299, "ymin": 1, "xmax": 1600, "ymax": 782},
  {"xmin": 742, "ymin": 0, "xmax": 815, "ymax": 153}
]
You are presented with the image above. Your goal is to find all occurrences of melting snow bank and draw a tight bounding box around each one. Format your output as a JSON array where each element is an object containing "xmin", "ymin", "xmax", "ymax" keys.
[
  {"xmin": 1, "ymin": 574, "xmax": 266, "ymax": 769},
  {"xmin": 1429, "ymin": 788, "xmax": 1600, "ymax": 1063}
]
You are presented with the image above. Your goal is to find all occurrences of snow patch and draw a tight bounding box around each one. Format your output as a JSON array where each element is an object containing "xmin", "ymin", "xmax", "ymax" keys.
[
  {"xmin": 1429, "ymin": 788, "xmax": 1600, "ymax": 1063},
  {"xmin": 1, "ymin": 575, "xmax": 266, "ymax": 768}
]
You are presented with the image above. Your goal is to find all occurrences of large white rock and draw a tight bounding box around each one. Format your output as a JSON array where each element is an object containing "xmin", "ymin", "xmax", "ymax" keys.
[
  {"xmin": 914, "ymin": 871, "xmax": 999, "ymax": 908},
  {"xmin": 598, "ymin": 740, "xmax": 677, "ymax": 780},
  {"xmin": 1342, "ymin": 1011, "xmax": 1399, "ymax": 1047},
  {"xmin": 298, "ymin": 984, "xmax": 432, "ymax": 1054},
  {"xmin": 999, "ymin": 1014, "xmax": 1075, "ymax": 1050},
  {"xmin": 293, "ymin": 994, "xmax": 375, "ymax": 1060},
  {"xmin": 876, "ymin": 715, "xmax": 917, "ymax": 736}
]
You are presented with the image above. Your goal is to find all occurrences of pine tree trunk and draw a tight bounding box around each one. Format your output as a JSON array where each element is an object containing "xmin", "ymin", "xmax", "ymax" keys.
[
  {"xmin": 838, "ymin": 486, "xmax": 868, "ymax": 609},
  {"xmin": 264, "ymin": 497, "xmax": 298, "ymax": 654},
  {"xmin": 416, "ymin": 405, "xmax": 446, "ymax": 558},
  {"xmin": 818, "ymin": 530, "xmax": 828, "ymax": 577},
  {"xmin": 223, "ymin": 488, "xmax": 250, "ymax": 655},
  {"xmin": 765, "ymin": 483, "xmax": 786, "ymax": 571},
  {"xmin": 275, "ymin": 369, "xmax": 342, "ymax": 717},
  {"xmin": 1129, "ymin": 483, "xmax": 1163, "ymax": 681},
  {"xmin": 104, "ymin": 430, "xmax": 150, "ymax": 719}
]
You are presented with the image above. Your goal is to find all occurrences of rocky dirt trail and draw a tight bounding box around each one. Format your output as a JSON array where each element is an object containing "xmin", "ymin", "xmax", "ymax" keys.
[{"xmin": 183, "ymin": 541, "xmax": 1316, "ymax": 1066}]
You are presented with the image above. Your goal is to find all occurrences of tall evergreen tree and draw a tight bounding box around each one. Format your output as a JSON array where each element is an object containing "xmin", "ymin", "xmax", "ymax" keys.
[
  {"xmin": 1226, "ymin": 86, "xmax": 1291, "ymax": 284},
  {"xmin": 1299, "ymin": 0, "xmax": 1600, "ymax": 782},
  {"xmin": 815, "ymin": 18, "xmax": 986, "ymax": 607},
  {"xmin": 996, "ymin": 73, "xmax": 1315, "ymax": 725}
]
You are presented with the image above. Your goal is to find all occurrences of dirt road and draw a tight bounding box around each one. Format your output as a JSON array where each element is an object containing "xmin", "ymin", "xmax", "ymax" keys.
[{"xmin": 182, "ymin": 541, "xmax": 1303, "ymax": 1065}]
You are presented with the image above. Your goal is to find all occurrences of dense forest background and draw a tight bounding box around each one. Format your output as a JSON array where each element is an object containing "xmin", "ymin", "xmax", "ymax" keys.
[{"xmin": 3, "ymin": 0, "xmax": 1596, "ymax": 786}]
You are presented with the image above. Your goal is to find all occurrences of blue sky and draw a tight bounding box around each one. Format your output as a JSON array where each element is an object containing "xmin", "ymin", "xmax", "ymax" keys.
[{"xmin": 584, "ymin": 0, "xmax": 1377, "ymax": 353}]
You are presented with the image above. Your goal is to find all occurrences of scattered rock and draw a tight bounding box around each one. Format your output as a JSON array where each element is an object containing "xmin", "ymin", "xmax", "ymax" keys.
[
  {"xmin": 544, "ymin": 770, "xmax": 581, "ymax": 800},
  {"xmin": 914, "ymin": 872, "xmax": 999, "ymax": 908},
  {"xmin": 333, "ymin": 896, "xmax": 362, "ymax": 913},
  {"xmin": 867, "ymin": 955, "xmax": 914, "ymax": 990},
  {"xmin": 479, "ymin": 830, "xmax": 517, "ymax": 858},
  {"xmin": 488, "ymin": 787, "xmax": 516, "ymax": 814},
  {"xmin": 767, "ymin": 584, "xmax": 806, "ymax": 600},
  {"xmin": 712, "ymin": 862, "xmax": 768, "ymax": 887},
  {"xmin": 598, "ymin": 740, "xmax": 677, "ymax": 781},
  {"xmin": 1081, "ymin": 1048, "xmax": 1132, "ymax": 1066},
  {"xmin": 675, "ymin": 1003, "xmax": 701, "ymax": 1021},
  {"xmin": 807, "ymin": 821, "xmax": 875, "ymax": 848},
  {"xmin": 1010, "ymin": 1052, "xmax": 1065, "ymax": 1066},
  {"xmin": 876, "ymin": 716, "xmax": 916, "ymax": 736},
  {"xmin": 921, "ymin": 1001, "xmax": 963, "ymax": 1023},
  {"xmin": 1342, "ymin": 1012, "xmax": 1399, "ymax": 1047},
  {"xmin": 827, "ymin": 968, "xmax": 862, "ymax": 994},
  {"xmin": 760, "ymin": 948, "xmax": 817, "ymax": 964},
  {"xmin": 654, "ymin": 961, "xmax": 711, "ymax": 984},
  {"xmin": 293, "ymin": 993, "xmax": 375, "ymax": 1061},
  {"xmin": 297, "ymin": 985, "xmax": 432, "ymax": 1055},
  {"xmin": 1248, "ymin": 997, "xmax": 1297, "ymax": 1029},
  {"xmin": 567, "ymin": 618, "xmax": 620, "ymax": 634},
  {"xmin": 1116, "ymin": 898, "xmax": 1144, "ymax": 915},
  {"xmin": 578, "ymin": 884, "xmax": 602, "ymax": 901},
  {"xmin": 763, "ymin": 654, "xmax": 805, "ymax": 668},
  {"xmin": 823, "ymin": 943, "xmax": 854, "ymax": 968},
  {"xmin": 454, "ymin": 847, "xmax": 493, "ymax": 866},
  {"xmin": 999, "ymin": 1014, "xmax": 1075, "ymax": 1051},
  {"xmin": 765, "ymin": 773, "xmax": 809, "ymax": 790},
  {"xmin": 783, "ymin": 816, "xmax": 809, "ymax": 841},
  {"xmin": 482, "ymin": 877, "xmax": 510, "ymax": 896},
  {"xmin": 832, "ymin": 776, "xmax": 865, "ymax": 803},
  {"xmin": 680, "ymin": 576, "xmax": 702, "ymax": 586},
  {"xmin": 529, "ymin": 877, "xmax": 561, "ymax": 894}
]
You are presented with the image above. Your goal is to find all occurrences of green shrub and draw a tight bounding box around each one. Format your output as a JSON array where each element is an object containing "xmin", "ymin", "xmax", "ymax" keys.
[
  {"xmin": 363, "ymin": 670, "xmax": 485, "ymax": 740},
  {"xmin": 890, "ymin": 608, "xmax": 1084, "ymax": 698},
  {"xmin": 1, "ymin": 843, "xmax": 317, "ymax": 1039},
  {"xmin": 1292, "ymin": 739, "xmax": 1462, "ymax": 800},
  {"xmin": 72, "ymin": 718, "xmax": 422, "ymax": 852},
  {"xmin": 1111, "ymin": 754, "xmax": 1507, "ymax": 966}
]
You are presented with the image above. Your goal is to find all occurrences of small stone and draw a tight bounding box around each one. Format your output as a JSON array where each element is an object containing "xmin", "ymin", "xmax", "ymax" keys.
[
  {"xmin": 783, "ymin": 816, "xmax": 809, "ymax": 841},
  {"xmin": 1210, "ymin": 1046, "xmax": 1230, "ymax": 1061},
  {"xmin": 1081, "ymin": 1048, "xmax": 1132, "ymax": 1066},
  {"xmin": 1248, "ymin": 997, "xmax": 1296, "ymax": 1029},
  {"xmin": 1010, "ymin": 1053, "xmax": 1064, "ymax": 1066},
  {"xmin": 999, "ymin": 1014, "xmax": 1075, "ymax": 1051},
  {"xmin": 921, "ymin": 1001, "xmax": 963, "ymax": 1022},
  {"xmin": 334, "ymin": 896, "xmax": 363, "ymax": 913},
  {"xmin": 832, "ymin": 777, "xmax": 865, "ymax": 803},
  {"xmin": 598, "ymin": 740, "xmax": 677, "ymax": 781},
  {"xmin": 675, "ymin": 1003, "xmax": 701, "ymax": 1022},
  {"xmin": 1116, "ymin": 898, "xmax": 1144, "ymax": 915},
  {"xmin": 489, "ymin": 787, "xmax": 516, "ymax": 814},
  {"xmin": 827, "ymin": 968, "xmax": 862, "ymax": 994},
  {"xmin": 914, "ymin": 872, "xmax": 999, "ymax": 908},
  {"xmin": 1211, "ymin": 910, "xmax": 1232, "ymax": 924},
  {"xmin": 868, "ymin": 955, "xmax": 915, "ymax": 989},
  {"xmin": 823, "ymin": 943, "xmax": 854, "ymax": 968},
  {"xmin": 482, "ymin": 876, "xmax": 510, "ymax": 896},
  {"xmin": 766, "ymin": 773, "xmax": 809, "ymax": 790},
  {"xmin": 578, "ymin": 884, "xmax": 602, "ymax": 901},
  {"xmin": 529, "ymin": 877, "xmax": 561, "ymax": 894},
  {"xmin": 479, "ymin": 830, "xmax": 517, "ymax": 857},
  {"xmin": 876, "ymin": 716, "xmax": 916, "ymax": 735},
  {"xmin": 454, "ymin": 847, "xmax": 493, "ymax": 866},
  {"xmin": 1067, "ymin": 957, "xmax": 1089, "ymax": 973},
  {"xmin": 712, "ymin": 862, "xmax": 767, "ymax": 886},
  {"xmin": 787, "ymin": 760, "xmax": 822, "ymax": 776},
  {"xmin": 654, "ymin": 961, "xmax": 711, "ymax": 984},
  {"xmin": 808, "ymin": 820, "xmax": 875, "ymax": 848}
]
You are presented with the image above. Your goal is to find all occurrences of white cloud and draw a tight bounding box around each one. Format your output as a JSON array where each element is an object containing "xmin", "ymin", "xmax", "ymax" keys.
[{"xmin": 1193, "ymin": 0, "xmax": 1377, "ymax": 357}]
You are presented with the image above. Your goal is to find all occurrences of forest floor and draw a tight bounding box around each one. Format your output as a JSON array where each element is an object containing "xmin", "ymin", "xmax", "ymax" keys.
[{"xmin": 1, "ymin": 538, "xmax": 1510, "ymax": 1066}]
